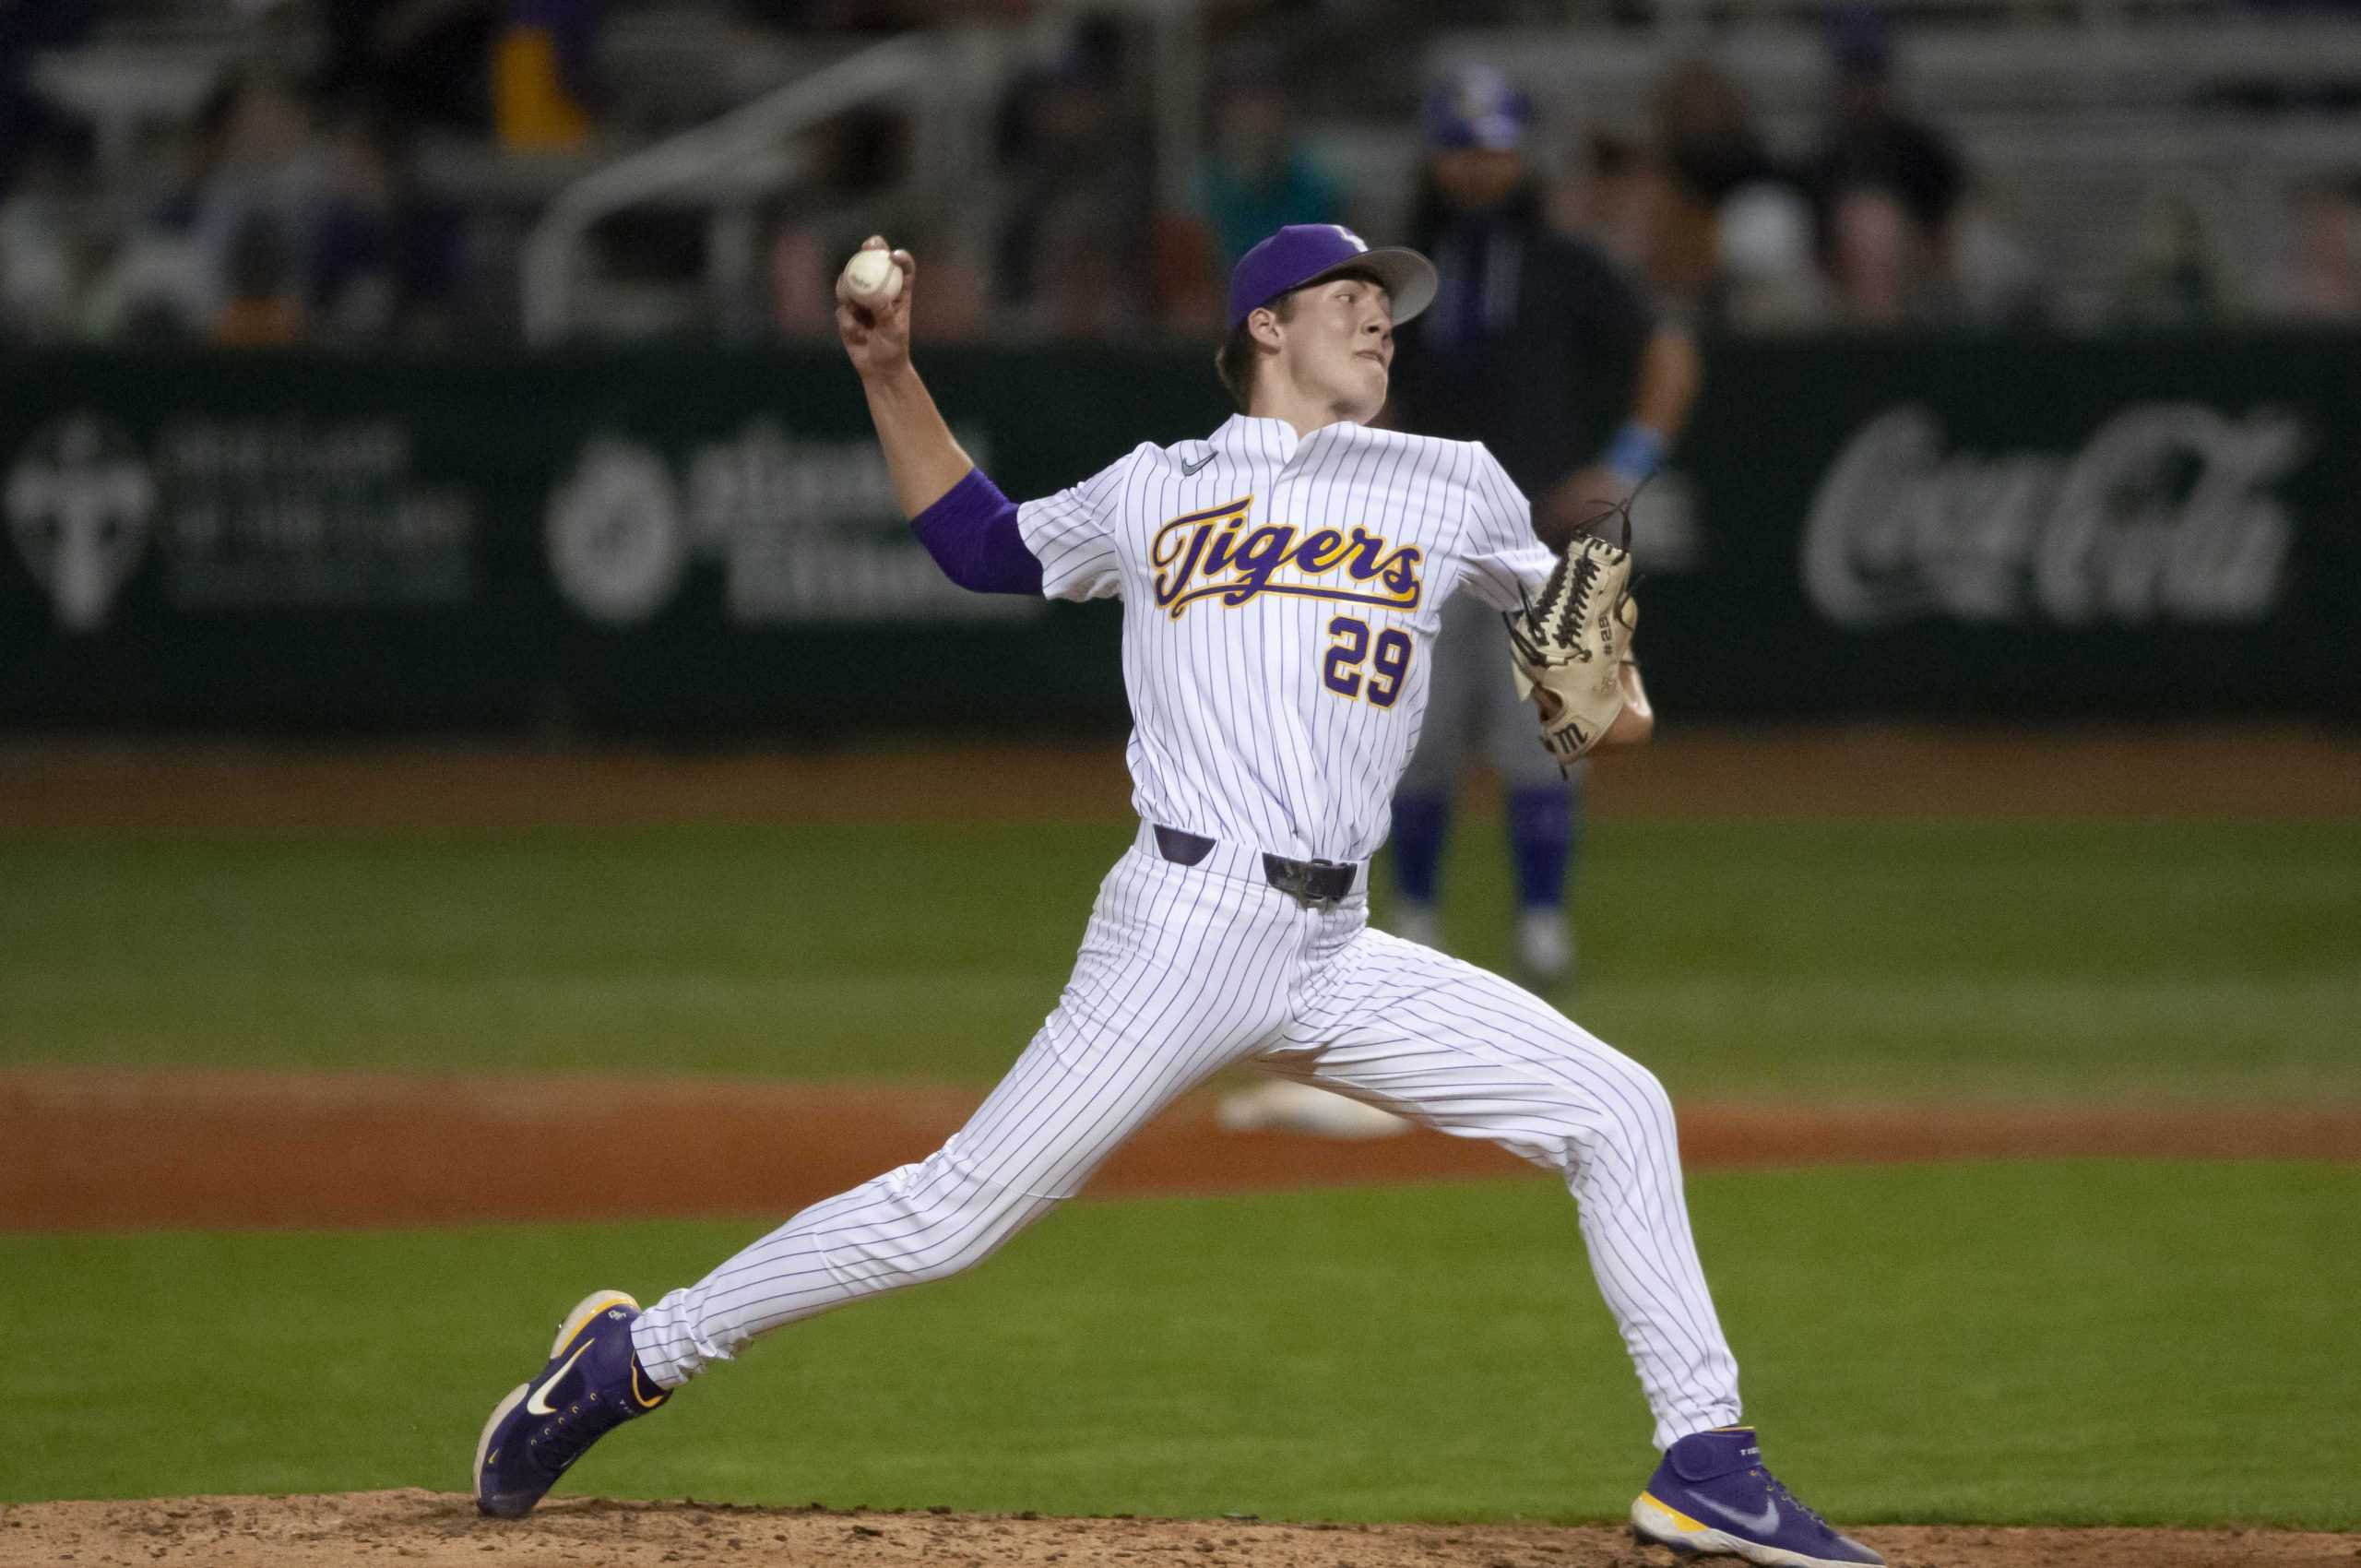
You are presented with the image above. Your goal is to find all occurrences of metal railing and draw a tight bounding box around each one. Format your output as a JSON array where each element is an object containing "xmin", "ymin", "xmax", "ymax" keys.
[
  {"xmin": 520, "ymin": 31, "xmax": 961, "ymax": 344},
  {"xmin": 521, "ymin": 2, "xmax": 1209, "ymax": 344}
]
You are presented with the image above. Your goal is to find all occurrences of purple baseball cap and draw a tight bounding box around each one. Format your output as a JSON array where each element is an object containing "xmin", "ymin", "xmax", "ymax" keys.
[
  {"xmin": 1226, "ymin": 224, "xmax": 1438, "ymax": 332},
  {"xmin": 1422, "ymin": 65, "xmax": 1533, "ymax": 151}
]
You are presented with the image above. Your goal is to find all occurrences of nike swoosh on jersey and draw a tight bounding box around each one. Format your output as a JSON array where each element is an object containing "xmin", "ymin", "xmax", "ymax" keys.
[
  {"xmin": 1180, "ymin": 451, "xmax": 1216, "ymax": 475},
  {"xmin": 1694, "ymin": 1493, "xmax": 1781, "ymax": 1535},
  {"xmin": 525, "ymin": 1339, "xmax": 596, "ymax": 1416}
]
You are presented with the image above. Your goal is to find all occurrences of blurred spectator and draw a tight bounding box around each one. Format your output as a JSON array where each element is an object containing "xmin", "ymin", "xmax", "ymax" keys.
[
  {"xmin": 0, "ymin": 149, "xmax": 77, "ymax": 340},
  {"xmin": 905, "ymin": 221, "xmax": 990, "ymax": 340},
  {"xmin": 1710, "ymin": 180, "xmax": 1833, "ymax": 332},
  {"xmin": 1149, "ymin": 208, "xmax": 1222, "ymax": 335},
  {"xmin": 79, "ymin": 78, "xmax": 241, "ymax": 341},
  {"xmin": 906, "ymin": 222, "xmax": 990, "ymax": 341},
  {"xmin": 317, "ymin": 0, "xmax": 500, "ymax": 136},
  {"xmin": 992, "ymin": 18, "xmax": 1156, "ymax": 337},
  {"xmin": 2275, "ymin": 174, "xmax": 2361, "ymax": 320},
  {"xmin": 317, "ymin": 0, "xmax": 601, "ymax": 148},
  {"xmin": 1196, "ymin": 43, "xmax": 1342, "ymax": 273},
  {"xmin": 492, "ymin": 0, "xmax": 601, "ymax": 151},
  {"xmin": 729, "ymin": 0, "xmax": 1004, "ymax": 30},
  {"xmin": 189, "ymin": 69, "xmax": 332, "ymax": 337},
  {"xmin": 1548, "ymin": 127, "xmax": 1655, "ymax": 279},
  {"xmin": 310, "ymin": 106, "xmax": 468, "ymax": 341},
  {"xmin": 1801, "ymin": 7, "xmax": 1967, "ymax": 294},
  {"xmin": 1650, "ymin": 53, "xmax": 1779, "ymax": 311},
  {"xmin": 2112, "ymin": 193, "xmax": 2236, "ymax": 327},
  {"xmin": 0, "ymin": 0, "xmax": 96, "ymax": 199},
  {"xmin": 213, "ymin": 210, "xmax": 309, "ymax": 345},
  {"xmin": 1946, "ymin": 186, "xmax": 2047, "ymax": 327},
  {"xmin": 1018, "ymin": 184, "xmax": 1144, "ymax": 339},
  {"xmin": 1656, "ymin": 56, "xmax": 1776, "ymax": 205},
  {"xmin": 718, "ymin": 0, "xmax": 967, "ymax": 106},
  {"xmin": 767, "ymin": 222, "xmax": 836, "ymax": 337},
  {"xmin": 1827, "ymin": 185, "xmax": 1919, "ymax": 326}
]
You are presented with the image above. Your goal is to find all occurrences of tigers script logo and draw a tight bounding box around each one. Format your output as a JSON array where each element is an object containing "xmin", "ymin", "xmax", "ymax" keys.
[{"xmin": 1150, "ymin": 496, "xmax": 1423, "ymax": 619}]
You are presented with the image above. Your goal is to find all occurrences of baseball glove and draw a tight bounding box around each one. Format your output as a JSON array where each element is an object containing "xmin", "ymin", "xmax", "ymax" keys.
[{"xmin": 1505, "ymin": 505, "xmax": 1639, "ymax": 766}]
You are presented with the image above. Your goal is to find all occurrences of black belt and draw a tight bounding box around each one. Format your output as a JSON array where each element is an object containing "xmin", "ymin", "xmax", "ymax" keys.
[{"xmin": 1151, "ymin": 826, "xmax": 1358, "ymax": 909}]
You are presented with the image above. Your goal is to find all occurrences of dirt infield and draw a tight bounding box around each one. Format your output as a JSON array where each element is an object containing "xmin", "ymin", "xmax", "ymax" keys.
[
  {"xmin": 5, "ymin": 1068, "xmax": 2356, "ymax": 1232},
  {"xmin": 5, "ymin": 724, "xmax": 2359, "ymax": 829},
  {"xmin": 4, "ymin": 1490, "xmax": 2354, "ymax": 1568},
  {"xmin": 2, "ymin": 1066, "xmax": 2354, "ymax": 1231}
]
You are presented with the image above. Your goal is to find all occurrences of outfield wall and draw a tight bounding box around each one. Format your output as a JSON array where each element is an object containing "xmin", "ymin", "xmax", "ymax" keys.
[{"xmin": 3, "ymin": 334, "xmax": 2355, "ymax": 733}]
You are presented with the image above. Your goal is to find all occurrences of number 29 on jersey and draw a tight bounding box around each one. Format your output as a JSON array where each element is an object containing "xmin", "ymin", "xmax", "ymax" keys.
[{"xmin": 1323, "ymin": 615, "xmax": 1411, "ymax": 707}]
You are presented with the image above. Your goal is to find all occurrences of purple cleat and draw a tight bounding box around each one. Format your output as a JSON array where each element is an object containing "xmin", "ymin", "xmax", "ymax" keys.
[
  {"xmin": 1631, "ymin": 1427, "xmax": 1882, "ymax": 1567},
  {"xmin": 474, "ymin": 1289, "xmax": 670, "ymax": 1517}
]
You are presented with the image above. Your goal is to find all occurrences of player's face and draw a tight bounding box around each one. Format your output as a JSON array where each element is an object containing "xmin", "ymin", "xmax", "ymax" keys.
[
  {"xmin": 1276, "ymin": 276, "xmax": 1394, "ymax": 423},
  {"xmin": 1430, "ymin": 148, "xmax": 1525, "ymax": 210}
]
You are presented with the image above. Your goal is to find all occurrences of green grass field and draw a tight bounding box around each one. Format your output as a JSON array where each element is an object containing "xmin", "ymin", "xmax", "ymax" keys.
[
  {"xmin": 5, "ymin": 814, "xmax": 2356, "ymax": 1526},
  {"xmin": 4, "ymin": 818, "xmax": 2356, "ymax": 1099},
  {"xmin": 5, "ymin": 1163, "xmax": 2355, "ymax": 1526}
]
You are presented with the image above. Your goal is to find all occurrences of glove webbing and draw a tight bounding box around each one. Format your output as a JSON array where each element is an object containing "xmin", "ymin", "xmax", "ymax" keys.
[
  {"xmin": 1504, "ymin": 489, "xmax": 1645, "ymax": 778},
  {"xmin": 1506, "ymin": 489, "xmax": 1639, "ymax": 669}
]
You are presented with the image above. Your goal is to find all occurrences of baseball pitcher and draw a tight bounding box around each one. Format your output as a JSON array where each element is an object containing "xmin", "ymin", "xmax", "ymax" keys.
[{"xmin": 471, "ymin": 223, "xmax": 1880, "ymax": 1568}]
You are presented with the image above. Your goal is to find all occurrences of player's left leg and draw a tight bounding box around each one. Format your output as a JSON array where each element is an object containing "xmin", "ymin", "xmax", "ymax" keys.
[
  {"xmin": 1266, "ymin": 929, "xmax": 1881, "ymax": 1568},
  {"xmin": 1272, "ymin": 928, "xmax": 1738, "ymax": 1445}
]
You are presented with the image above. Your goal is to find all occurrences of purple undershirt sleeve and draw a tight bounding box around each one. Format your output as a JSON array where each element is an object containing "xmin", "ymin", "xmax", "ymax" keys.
[{"xmin": 908, "ymin": 468, "xmax": 1044, "ymax": 597}]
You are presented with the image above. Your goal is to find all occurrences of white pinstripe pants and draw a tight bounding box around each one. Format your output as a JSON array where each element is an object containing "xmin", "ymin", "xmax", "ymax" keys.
[{"xmin": 631, "ymin": 834, "xmax": 1742, "ymax": 1451}]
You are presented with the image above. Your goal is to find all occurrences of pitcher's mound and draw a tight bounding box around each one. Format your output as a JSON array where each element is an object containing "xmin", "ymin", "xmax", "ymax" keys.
[{"xmin": 3, "ymin": 1491, "xmax": 2352, "ymax": 1568}]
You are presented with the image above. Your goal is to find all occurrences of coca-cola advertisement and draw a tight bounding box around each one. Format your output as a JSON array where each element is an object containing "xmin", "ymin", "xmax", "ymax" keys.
[
  {"xmin": 1801, "ymin": 404, "xmax": 2302, "ymax": 630},
  {"xmin": 1654, "ymin": 335, "xmax": 2360, "ymax": 719}
]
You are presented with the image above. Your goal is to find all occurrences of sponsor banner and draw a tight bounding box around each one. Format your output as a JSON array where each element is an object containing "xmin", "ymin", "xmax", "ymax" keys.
[
  {"xmin": 0, "ymin": 349, "xmax": 1195, "ymax": 729},
  {"xmin": 1, "ymin": 338, "xmax": 2354, "ymax": 731},
  {"xmin": 545, "ymin": 419, "xmax": 1024, "ymax": 627},
  {"xmin": 6, "ymin": 411, "xmax": 475, "ymax": 631},
  {"xmin": 1802, "ymin": 404, "xmax": 2301, "ymax": 630},
  {"xmin": 1657, "ymin": 335, "xmax": 2358, "ymax": 717}
]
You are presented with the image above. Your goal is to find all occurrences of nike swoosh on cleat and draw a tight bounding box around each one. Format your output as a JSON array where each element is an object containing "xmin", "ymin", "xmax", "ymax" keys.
[
  {"xmin": 1694, "ymin": 1494, "xmax": 1781, "ymax": 1535},
  {"xmin": 525, "ymin": 1339, "xmax": 595, "ymax": 1417},
  {"xmin": 1181, "ymin": 451, "xmax": 1216, "ymax": 475}
]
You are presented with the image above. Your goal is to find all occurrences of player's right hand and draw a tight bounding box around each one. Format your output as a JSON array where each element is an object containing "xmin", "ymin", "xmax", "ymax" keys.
[{"xmin": 835, "ymin": 236, "xmax": 916, "ymax": 380}]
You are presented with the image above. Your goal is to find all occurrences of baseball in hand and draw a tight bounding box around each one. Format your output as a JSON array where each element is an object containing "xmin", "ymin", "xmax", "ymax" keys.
[{"xmin": 841, "ymin": 246, "xmax": 903, "ymax": 306}]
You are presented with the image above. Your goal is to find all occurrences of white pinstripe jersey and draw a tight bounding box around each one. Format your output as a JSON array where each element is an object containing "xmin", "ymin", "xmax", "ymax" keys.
[{"xmin": 1017, "ymin": 412, "xmax": 1556, "ymax": 864}]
